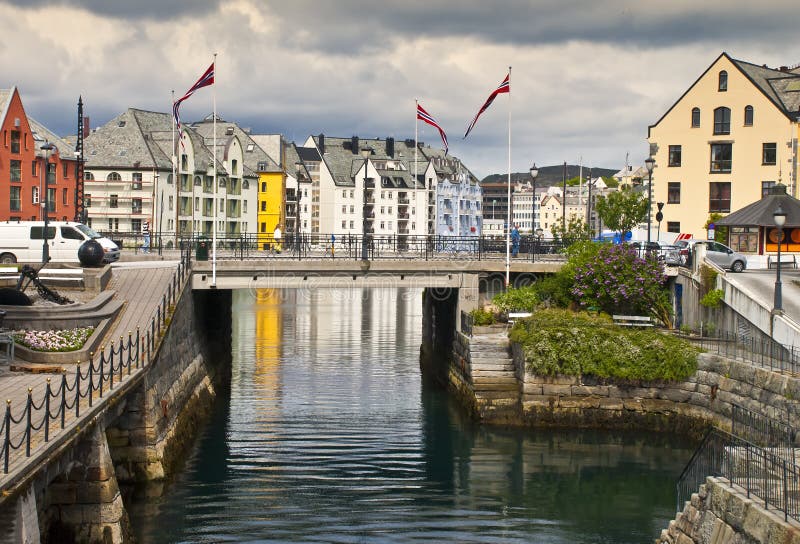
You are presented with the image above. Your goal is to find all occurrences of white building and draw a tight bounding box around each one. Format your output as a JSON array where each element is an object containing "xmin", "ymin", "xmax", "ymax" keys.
[{"xmin": 420, "ymin": 151, "xmax": 482, "ymax": 237}]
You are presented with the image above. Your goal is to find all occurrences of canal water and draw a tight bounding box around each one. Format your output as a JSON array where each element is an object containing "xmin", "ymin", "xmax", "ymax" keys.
[{"xmin": 127, "ymin": 288, "xmax": 695, "ymax": 543}]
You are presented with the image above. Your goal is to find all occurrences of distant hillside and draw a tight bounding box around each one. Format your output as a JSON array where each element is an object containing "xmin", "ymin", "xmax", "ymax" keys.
[{"xmin": 481, "ymin": 165, "xmax": 617, "ymax": 186}]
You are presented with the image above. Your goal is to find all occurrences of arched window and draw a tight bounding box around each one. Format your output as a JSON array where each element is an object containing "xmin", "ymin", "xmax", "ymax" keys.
[
  {"xmin": 242, "ymin": 179, "xmax": 249, "ymax": 190},
  {"xmin": 691, "ymin": 107, "xmax": 701, "ymax": 127},
  {"xmin": 194, "ymin": 175, "xmax": 202, "ymax": 186},
  {"xmin": 718, "ymin": 70, "xmax": 728, "ymax": 91},
  {"xmin": 107, "ymin": 172, "xmax": 121, "ymax": 181},
  {"xmin": 84, "ymin": 171, "xmax": 95, "ymax": 181},
  {"xmin": 713, "ymin": 107, "xmax": 730, "ymax": 135},
  {"xmin": 744, "ymin": 105, "xmax": 754, "ymax": 126}
]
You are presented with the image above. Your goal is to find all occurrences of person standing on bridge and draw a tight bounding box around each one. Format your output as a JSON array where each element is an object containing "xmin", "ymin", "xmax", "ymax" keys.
[
  {"xmin": 511, "ymin": 223, "xmax": 521, "ymax": 257},
  {"xmin": 273, "ymin": 224, "xmax": 282, "ymax": 254}
]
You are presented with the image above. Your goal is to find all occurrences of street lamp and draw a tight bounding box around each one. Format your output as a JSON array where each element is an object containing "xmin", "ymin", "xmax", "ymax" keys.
[
  {"xmin": 295, "ymin": 162, "xmax": 303, "ymax": 260},
  {"xmin": 656, "ymin": 202, "xmax": 664, "ymax": 242},
  {"xmin": 360, "ymin": 146, "xmax": 372, "ymax": 261},
  {"xmin": 773, "ymin": 204, "xmax": 786, "ymax": 312},
  {"xmin": 644, "ymin": 157, "xmax": 655, "ymax": 248},
  {"xmin": 40, "ymin": 142, "xmax": 56, "ymax": 263},
  {"xmin": 492, "ymin": 199, "xmax": 497, "ymax": 220},
  {"xmin": 529, "ymin": 163, "xmax": 539, "ymax": 232}
]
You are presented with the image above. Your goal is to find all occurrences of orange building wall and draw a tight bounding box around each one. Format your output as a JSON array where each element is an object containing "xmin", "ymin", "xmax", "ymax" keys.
[{"xmin": 0, "ymin": 88, "xmax": 77, "ymax": 221}]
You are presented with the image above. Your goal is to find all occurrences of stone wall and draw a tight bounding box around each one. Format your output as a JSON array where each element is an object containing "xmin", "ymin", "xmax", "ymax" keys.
[
  {"xmin": 657, "ymin": 477, "xmax": 800, "ymax": 544},
  {"xmin": 107, "ymin": 288, "xmax": 232, "ymax": 482}
]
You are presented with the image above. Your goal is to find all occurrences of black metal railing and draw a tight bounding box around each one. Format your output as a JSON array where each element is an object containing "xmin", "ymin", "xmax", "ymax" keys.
[
  {"xmin": 676, "ymin": 428, "xmax": 800, "ymax": 522},
  {"xmin": 1, "ymin": 254, "xmax": 191, "ymax": 474},
  {"xmin": 96, "ymin": 231, "xmax": 575, "ymax": 262},
  {"xmin": 460, "ymin": 311, "xmax": 473, "ymax": 337},
  {"xmin": 731, "ymin": 403, "xmax": 797, "ymax": 467},
  {"xmin": 685, "ymin": 330, "xmax": 800, "ymax": 374}
]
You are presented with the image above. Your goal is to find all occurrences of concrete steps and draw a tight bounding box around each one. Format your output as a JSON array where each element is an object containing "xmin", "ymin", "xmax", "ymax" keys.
[{"xmin": 469, "ymin": 334, "xmax": 520, "ymax": 414}]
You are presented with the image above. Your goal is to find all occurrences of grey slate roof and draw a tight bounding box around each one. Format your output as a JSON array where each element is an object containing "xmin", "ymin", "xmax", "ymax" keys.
[
  {"xmin": 715, "ymin": 184, "xmax": 800, "ymax": 227},
  {"xmin": 296, "ymin": 146, "xmax": 320, "ymax": 162},
  {"xmin": 283, "ymin": 141, "xmax": 310, "ymax": 181},
  {"xmin": 190, "ymin": 118, "xmax": 281, "ymax": 175},
  {"xmin": 28, "ymin": 117, "xmax": 76, "ymax": 159},
  {"xmin": 84, "ymin": 109, "xmax": 173, "ymax": 169},
  {"xmin": 731, "ymin": 58, "xmax": 800, "ymax": 119}
]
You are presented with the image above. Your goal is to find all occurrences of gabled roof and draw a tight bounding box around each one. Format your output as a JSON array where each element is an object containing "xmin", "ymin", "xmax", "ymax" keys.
[
  {"xmin": 189, "ymin": 119, "xmax": 281, "ymax": 175},
  {"xmin": 85, "ymin": 108, "xmax": 173, "ymax": 169},
  {"xmin": 649, "ymin": 53, "xmax": 800, "ymax": 135},
  {"xmin": 28, "ymin": 117, "xmax": 76, "ymax": 159},
  {"xmin": 716, "ymin": 184, "xmax": 800, "ymax": 227},
  {"xmin": 309, "ymin": 135, "xmax": 419, "ymax": 188},
  {"xmin": 283, "ymin": 141, "xmax": 310, "ymax": 181}
]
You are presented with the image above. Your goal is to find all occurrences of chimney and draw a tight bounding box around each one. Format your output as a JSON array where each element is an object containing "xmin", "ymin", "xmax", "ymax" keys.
[
  {"xmin": 83, "ymin": 116, "xmax": 90, "ymax": 137},
  {"xmin": 318, "ymin": 133, "xmax": 325, "ymax": 154},
  {"xmin": 386, "ymin": 137, "xmax": 395, "ymax": 158},
  {"xmin": 780, "ymin": 66, "xmax": 789, "ymax": 72},
  {"xmin": 351, "ymin": 136, "xmax": 359, "ymax": 155}
]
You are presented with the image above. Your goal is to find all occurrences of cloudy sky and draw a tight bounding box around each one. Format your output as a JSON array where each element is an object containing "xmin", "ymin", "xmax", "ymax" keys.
[{"xmin": 2, "ymin": 0, "xmax": 799, "ymax": 178}]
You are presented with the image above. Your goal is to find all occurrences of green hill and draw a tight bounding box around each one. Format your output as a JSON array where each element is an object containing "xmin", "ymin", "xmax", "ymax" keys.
[{"xmin": 481, "ymin": 165, "xmax": 617, "ymax": 187}]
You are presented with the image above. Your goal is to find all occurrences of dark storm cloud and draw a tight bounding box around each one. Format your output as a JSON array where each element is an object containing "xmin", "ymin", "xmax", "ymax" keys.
[
  {"xmin": 271, "ymin": 0, "xmax": 797, "ymax": 53},
  {"xmin": 0, "ymin": 0, "xmax": 219, "ymax": 19}
]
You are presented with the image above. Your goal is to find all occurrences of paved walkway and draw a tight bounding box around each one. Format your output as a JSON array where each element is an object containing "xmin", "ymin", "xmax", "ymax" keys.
[
  {"xmin": 725, "ymin": 269, "xmax": 800, "ymax": 327},
  {"xmin": 0, "ymin": 261, "xmax": 183, "ymax": 490}
]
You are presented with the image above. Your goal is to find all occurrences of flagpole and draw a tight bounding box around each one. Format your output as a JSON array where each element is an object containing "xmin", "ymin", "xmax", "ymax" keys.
[
  {"xmin": 414, "ymin": 98, "xmax": 418, "ymax": 188},
  {"xmin": 505, "ymin": 66, "xmax": 512, "ymax": 287},
  {"xmin": 171, "ymin": 90, "xmax": 178, "ymax": 252},
  {"xmin": 212, "ymin": 53, "xmax": 218, "ymax": 287}
]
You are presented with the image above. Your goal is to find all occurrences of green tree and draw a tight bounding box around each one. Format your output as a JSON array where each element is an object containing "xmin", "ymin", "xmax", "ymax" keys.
[
  {"xmin": 551, "ymin": 216, "xmax": 594, "ymax": 244},
  {"xmin": 595, "ymin": 186, "xmax": 648, "ymax": 236},
  {"xmin": 704, "ymin": 213, "xmax": 728, "ymax": 243},
  {"xmin": 602, "ymin": 176, "xmax": 619, "ymax": 188}
]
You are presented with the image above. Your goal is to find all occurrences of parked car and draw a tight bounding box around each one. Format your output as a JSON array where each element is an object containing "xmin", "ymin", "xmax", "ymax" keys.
[
  {"xmin": 674, "ymin": 239, "xmax": 747, "ymax": 272},
  {"xmin": 0, "ymin": 221, "xmax": 120, "ymax": 264},
  {"xmin": 628, "ymin": 240, "xmax": 682, "ymax": 266}
]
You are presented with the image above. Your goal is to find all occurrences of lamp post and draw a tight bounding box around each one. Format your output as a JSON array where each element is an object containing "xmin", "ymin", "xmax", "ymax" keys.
[
  {"xmin": 656, "ymin": 202, "xmax": 664, "ymax": 242},
  {"xmin": 40, "ymin": 142, "xmax": 56, "ymax": 263},
  {"xmin": 360, "ymin": 147, "xmax": 371, "ymax": 262},
  {"xmin": 773, "ymin": 204, "xmax": 786, "ymax": 312},
  {"xmin": 645, "ymin": 157, "xmax": 655, "ymax": 248},
  {"xmin": 529, "ymin": 163, "xmax": 539, "ymax": 232},
  {"xmin": 492, "ymin": 199, "xmax": 497, "ymax": 220},
  {"xmin": 295, "ymin": 162, "xmax": 303, "ymax": 259}
]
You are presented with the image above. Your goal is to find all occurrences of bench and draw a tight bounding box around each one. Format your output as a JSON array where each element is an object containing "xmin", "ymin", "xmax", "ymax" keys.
[
  {"xmin": 767, "ymin": 254, "xmax": 797, "ymax": 269},
  {"xmin": 612, "ymin": 315, "xmax": 653, "ymax": 327},
  {"xmin": 0, "ymin": 333, "xmax": 14, "ymax": 364},
  {"xmin": 508, "ymin": 311, "xmax": 532, "ymax": 325}
]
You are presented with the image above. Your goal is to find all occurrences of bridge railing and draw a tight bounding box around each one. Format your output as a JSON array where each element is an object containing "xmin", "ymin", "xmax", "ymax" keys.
[
  {"xmin": 1, "ymin": 253, "xmax": 192, "ymax": 475},
  {"xmin": 96, "ymin": 231, "xmax": 574, "ymax": 262},
  {"xmin": 684, "ymin": 329, "xmax": 800, "ymax": 375}
]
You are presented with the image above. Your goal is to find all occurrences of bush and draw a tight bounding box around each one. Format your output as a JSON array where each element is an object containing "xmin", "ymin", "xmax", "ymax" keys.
[
  {"xmin": 492, "ymin": 284, "xmax": 539, "ymax": 313},
  {"xmin": 571, "ymin": 243, "xmax": 671, "ymax": 324},
  {"xmin": 509, "ymin": 309, "xmax": 698, "ymax": 382},
  {"xmin": 700, "ymin": 289, "xmax": 724, "ymax": 308},
  {"xmin": 471, "ymin": 307, "xmax": 496, "ymax": 326}
]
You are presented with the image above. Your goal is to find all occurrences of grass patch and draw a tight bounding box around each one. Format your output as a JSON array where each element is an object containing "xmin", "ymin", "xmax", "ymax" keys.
[{"xmin": 509, "ymin": 309, "xmax": 698, "ymax": 382}]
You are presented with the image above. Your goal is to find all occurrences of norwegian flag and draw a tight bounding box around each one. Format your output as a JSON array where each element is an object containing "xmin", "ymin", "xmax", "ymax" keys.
[
  {"xmin": 463, "ymin": 73, "xmax": 509, "ymax": 139},
  {"xmin": 172, "ymin": 62, "xmax": 215, "ymax": 129},
  {"xmin": 417, "ymin": 103, "xmax": 449, "ymax": 155}
]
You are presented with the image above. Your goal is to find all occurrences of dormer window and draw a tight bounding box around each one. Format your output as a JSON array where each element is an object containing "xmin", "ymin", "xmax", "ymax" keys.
[{"xmin": 718, "ymin": 70, "xmax": 728, "ymax": 91}]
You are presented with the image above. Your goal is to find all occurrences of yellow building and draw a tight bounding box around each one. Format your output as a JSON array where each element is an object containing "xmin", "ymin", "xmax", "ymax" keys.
[
  {"xmin": 648, "ymin": 52, "xmax": 800, "ymax": 241},
  {"xmin": 257, "ymin": 168, "xmax": 284, "ymax": 250}
]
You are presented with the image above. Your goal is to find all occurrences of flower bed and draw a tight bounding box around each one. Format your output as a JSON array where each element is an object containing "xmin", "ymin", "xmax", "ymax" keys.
[{"xmin": 13, "ymin": 327, "xmax": 95, "ymax": 352}]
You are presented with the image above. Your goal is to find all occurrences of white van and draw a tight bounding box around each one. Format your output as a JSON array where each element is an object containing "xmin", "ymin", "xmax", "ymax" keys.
[{"xmin": 0, "ymin": 221, "xmax": 120, "ymax": 264}]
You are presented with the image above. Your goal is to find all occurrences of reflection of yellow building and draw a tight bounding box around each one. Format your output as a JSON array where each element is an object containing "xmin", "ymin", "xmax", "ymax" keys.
[
  {"xmin": 257, "ymin": 170, "xmax": 284, "ymax": 250},
  {"xmin": 254, "ymin": 289, "xmax": 283, "ymax": 389}
]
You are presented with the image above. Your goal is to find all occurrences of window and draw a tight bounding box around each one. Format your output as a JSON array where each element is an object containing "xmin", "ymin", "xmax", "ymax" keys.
[
  {"xmin": 132, "ymin": 198, "xmax": 142, "ymax": 214},
  {"xmin": 132, "ymin": 172, "xmax": 142, "ymax": 189},
  {"xmin": 709, "ymin": 182, "xmax": 731, "ymax": 213},
  {"xmin": 10, "ymin": 159, "xmax": 21, "ymax": 182},
  {"xmin": 47, "ymin": 164, "xmax": 55, "ymax": 184},
  {"xmin": 260, "ymin": 201, "xmax": 266, "ymax": 212},
  {"xmin": 131, "ymin": 219, "xmax": 141, "ymax": 233},
  {"xmin": 32, "ymin": 186, "xmax": 39, "ymax": 204},
  {"xmin": 713, "ymin": 107, "xmax": 730, "ymax": 134},
  {"xmin": 710, "ymin": 143, "xmax": 732, "ymax": 173},
  {"xmin": 107, "ymin": 172, "xmax": 121, "ymax": 181},
  {"xmin": 10, "ymin": 130, "xmax": 20, "ymax": 153},
  {"xmin": 85, "ymin": 171, "xmax": 95, "ymax": 181},
  {"xmin": 168, "ymin": 195, "xmax": 174, "ymax": 211},
  {"xmin": 668, "ymin": 145, "xmax": 682, "ymax": 167},
  {"xmin": 243, "ymin": 201, "xmax": 247, "ymax": 213},
  {"xmin": 342, "ymin": 205, "xmax": 347, "ymax": 214},
  {"xmin": 194, "ymin": 176, "xmax": 202, "ymax": 186},
  {"xmin": 62, "ymin": 162, "xmax": 68, "ymax": 178},
  {"xmin": 9, "ymin": 186, "xmax": 21, "ymax": 211},
  {"xmin": 762, "ymin": 143, "xmax": 777, "ymax": 165},
  {"xmin": 30, "ymin": 226, "xmax": 56, "ymax": 240},
  {"xmin": 61, "ymin": 226, "xmax": 84, "ymax": 241},
  {"xmin": 47, "ymin": 188, "xmax": 55, "ymax": 212},
  {"xmin": 84, "ymin": 193, "xmax": 91, "ymax": 207},
  {"xmin": 31, "ymin": 161, "xmax": 37, "ymax": 176},
  {"xmin": 744, "ymin": 105, "xmax": 753, "ymax": 126},
  {"xmin": 62, "ymin": 188, "xmax": 68, "ymax": 205},
  {"xmin": 110, "ymin": 194, "xmax": 119, "ymax": 208},
  {"xmin": 261, "ymin": 182, "xmax": 266, "ymax": 192},
  {"xmin": 718, "ymin": 70, "xmax": 727, "ymax": 91},
  {"xmin": 668, "ymin": 182, "xmax": 681, "ymax": 204},
  {"xmin": 761, "ymin": 181, "xmax": 776, "ymax": 198}
]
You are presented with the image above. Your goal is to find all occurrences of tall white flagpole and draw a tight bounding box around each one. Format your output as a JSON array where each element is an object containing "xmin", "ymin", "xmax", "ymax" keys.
[
  {"xmin": 171, "ymin": 90, "xmax": 177, "ymax": 244},
  {"xmin": 505, "ymin": 66, "xmax": 512, "ymax": 287},
  {"xmin": 415, "ymin": 98, "xmax": 418, "ymax": 188},
  {"xmin": 212, "ymin": 53, "xmax": 218, "ymax": 287}
]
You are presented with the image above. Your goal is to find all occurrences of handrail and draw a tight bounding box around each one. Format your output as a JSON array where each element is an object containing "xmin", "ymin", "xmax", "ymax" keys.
[
  {"xmin": 1, "ymin": 253, "xmax": 192, "ymax": 475},
  {"xmin": 676, "ymin": 427, "xmax": 800, "ymax": 523},
  {"xmin": 683, "ymin": 330, "xmax": 800, "ymax": 374}
]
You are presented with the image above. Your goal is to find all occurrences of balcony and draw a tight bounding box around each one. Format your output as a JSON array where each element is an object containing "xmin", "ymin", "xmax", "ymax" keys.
[{"xmin": 398, "ymin": 197, "xmax": 410, "ymax": 205}]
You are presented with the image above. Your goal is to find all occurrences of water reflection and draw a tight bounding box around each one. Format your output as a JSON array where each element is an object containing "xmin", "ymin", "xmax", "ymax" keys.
[{"xmin": 127, "ymin": 288, "xmax": 693, "ymax": 543}]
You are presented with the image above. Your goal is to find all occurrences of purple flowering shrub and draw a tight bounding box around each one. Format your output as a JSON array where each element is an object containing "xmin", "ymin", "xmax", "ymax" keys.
[{"xmin": 571, "ymin": 244, "xmax": 671, "ymax": 322}]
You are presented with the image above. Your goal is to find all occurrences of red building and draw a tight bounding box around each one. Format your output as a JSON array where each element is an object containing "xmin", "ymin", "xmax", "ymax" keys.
[{"xmin": 0, "ymin": 86, "xmax": 78, "ymax": 222}]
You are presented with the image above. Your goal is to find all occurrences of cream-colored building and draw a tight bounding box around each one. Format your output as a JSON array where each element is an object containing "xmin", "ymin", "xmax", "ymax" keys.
[{"xmin": 648, "ymin": 52, "xmax": 800, "ymax": 239}]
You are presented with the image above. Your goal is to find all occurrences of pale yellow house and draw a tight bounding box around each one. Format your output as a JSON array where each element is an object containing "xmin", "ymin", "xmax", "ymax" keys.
[
  {"xmin": 539, "ymin": 194, "xmax": 585, "ymax": 234},
  {"xmin": 648, "ymin": 52, "xmax": 800, "ymax": 240}
]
